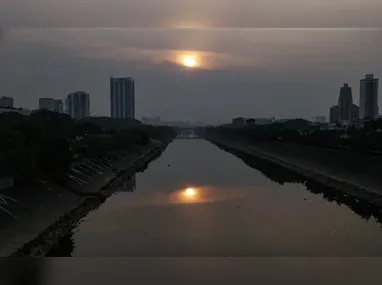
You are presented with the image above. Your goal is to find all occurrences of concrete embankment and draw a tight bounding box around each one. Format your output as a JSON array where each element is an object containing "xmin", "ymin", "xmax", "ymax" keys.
[
  {"xmin": 1, "ymin": 140, "xmax": 172, "ymax": 257},
  {"xmin": 207, "ymin": 137, "xmax": 382, "ymax": 209}
]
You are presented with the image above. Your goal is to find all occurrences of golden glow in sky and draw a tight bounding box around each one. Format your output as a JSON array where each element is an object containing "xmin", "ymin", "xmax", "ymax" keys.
[
  {"xmin": 176, "ymin": 52, "xmax": 200, "ymax": 68},
  {"xmin": 185, "ymin": 187, "xmax": 196, "ymax": 197},
  {"xmin": 183, "ymin": 56, "xmax": 196, "ymax": 67}
]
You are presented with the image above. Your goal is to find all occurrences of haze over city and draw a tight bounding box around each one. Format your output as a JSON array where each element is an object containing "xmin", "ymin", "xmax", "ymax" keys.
[
  {"xmin": 1, "ymin": 0, "xmax": 382, "ymax": 123},
  {"xmin": 4, "ymin": 0, "xmax": 382, "ymax": 275}
]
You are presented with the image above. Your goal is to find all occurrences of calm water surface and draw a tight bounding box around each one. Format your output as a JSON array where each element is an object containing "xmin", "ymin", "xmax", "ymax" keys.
[{"xmin": 48, "ymin": 140, "xmax": 382, "ymax": 256}]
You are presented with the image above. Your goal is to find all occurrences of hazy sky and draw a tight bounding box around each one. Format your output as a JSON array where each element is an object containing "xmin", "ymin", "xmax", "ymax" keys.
[{"xmin": 1, "ymin": 0, "xmax": 382, "ymax": 122}]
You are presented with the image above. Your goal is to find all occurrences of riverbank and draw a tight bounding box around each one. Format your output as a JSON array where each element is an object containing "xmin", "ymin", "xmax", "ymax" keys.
[
  {"xmin": 1, "ymin": 139, "xmax": 172, "ymax": 257},
  {"xmin": 206, "ymin": 136, "xmax": 382, "ymax": 209}
]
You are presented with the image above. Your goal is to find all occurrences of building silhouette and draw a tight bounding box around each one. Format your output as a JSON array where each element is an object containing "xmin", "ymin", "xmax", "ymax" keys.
[
  {"xmin": 110, "ymin": 77, "xmax": 135, "ymax": 119},
  {"xmin": 65, "ymin": 91, "xmax": 90, "ymax": 119},
  {"xmin": 0, "ymin": 96, "xmax": 14, "ymax": 108},
  {"xmin": 329, "ymin": 105, "xmax": 339, "ymax": 123},
  {"xmin": 360, "ymin": 74, "xmax": 379, "ymax": 119},
  {"xmin": 338, "ymin": 84, "xmax": 353, "ymax": 121},
  {"xmin": 351, "ymin": 104, "xmax": 359, "ymax": 121},
  {"xmin": 39, "ymin": 98, "xmax": 64, "ymax": 113},
  {"xmin": 329, "ymin": 83, "xmax": 359, "ymax": 124}
]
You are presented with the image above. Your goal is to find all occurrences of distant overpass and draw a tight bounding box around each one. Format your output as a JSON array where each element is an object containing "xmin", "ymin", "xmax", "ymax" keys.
[{"xmin": 173, "ymin": 126, "xmax": 205, "ymax": 139}]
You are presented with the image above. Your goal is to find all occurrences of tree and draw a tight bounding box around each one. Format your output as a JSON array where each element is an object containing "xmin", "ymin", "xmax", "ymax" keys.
[
  {"xmin": 73, "ymin": 121, "xmax": 103, "ymax": 137},
  {"xmin": 37, "ymin": 137, "xmax": 72, "ymax": 178},
  {"xmin": 132, "ymin": 129, "xmax": 150, "ymax": 145}
]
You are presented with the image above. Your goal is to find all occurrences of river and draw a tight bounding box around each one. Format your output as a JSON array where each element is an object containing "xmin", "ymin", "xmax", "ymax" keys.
[{"xmin": 47, "ymin": 139, "xmax": 382, "ymax": 256}]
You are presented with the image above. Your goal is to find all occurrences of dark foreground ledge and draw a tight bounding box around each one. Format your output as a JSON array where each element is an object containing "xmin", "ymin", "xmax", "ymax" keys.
[{"xmin": 8, "ymin": 141, "xmax": 171, "ymax": 257}]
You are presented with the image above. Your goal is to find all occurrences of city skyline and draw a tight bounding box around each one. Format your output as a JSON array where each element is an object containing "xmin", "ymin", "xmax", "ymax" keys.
[
  {"xmin": 1, "ymin": 71, "xmax": 380, "ymax": 123},
  {"xmin": 1, "ymin": 1, "xmax": 382, "ymax": 122},
  {"xmin": 329, "ymin": 74, "xmax": 380, "ymax": 124},
  {"xmin": 3, "ymin": 0, "xmax": 382, "ymax": 261}
]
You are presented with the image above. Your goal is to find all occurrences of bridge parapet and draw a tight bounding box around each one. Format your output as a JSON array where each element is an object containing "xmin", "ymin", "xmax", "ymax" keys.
[{"xmin": 175, "ymin": 127, "xmax": 205, "ymax": 139}]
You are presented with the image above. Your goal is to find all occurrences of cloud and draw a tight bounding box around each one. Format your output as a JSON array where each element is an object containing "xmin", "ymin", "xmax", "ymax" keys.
[
  {"xmin": 1, "ymin": 27, "xmax": 382, "ymax": 122},
  {"xmin": 9, "ymin": 28, "xmax": 382, "ymax": 72},
  {"xmin": 1, "ymin": 1, "xmax": 382, "ymax": 28}
]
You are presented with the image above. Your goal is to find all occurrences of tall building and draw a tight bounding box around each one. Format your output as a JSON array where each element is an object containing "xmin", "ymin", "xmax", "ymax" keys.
[
  {"xmin": 65, "ymin": 91, "xmax": 90, "ymax": 119},
  {"xmin": 54, "ymin": 100, "xmax": 64, "ymax": 113},
  {"xmin": 360, "ymin": 74, "xmax": 379, "ymax": 119},
  {"xmin": 110, "ymin": 77, "xmax": 135, "ymax": 119},
  {"xmin": 330, "ymin": 83, "xmax": 359, "ymax": 124},
  {"xmin": 330, "ymin": 105, "xmax": 339, "ymax": 123},
  {"xmin": 39, "ymin": 98, "xmax": 64, "ymax": 113},
  {"xmin": 0, "ymin": 96, "xmax": 14, "ymax": 108},
  {"xmin": 351, "ymin": 104, "xmax": 359, "ymax": 121},
  {"xmin": 338, "ymin": 83, "xmax": 353, "ymax": 121}
]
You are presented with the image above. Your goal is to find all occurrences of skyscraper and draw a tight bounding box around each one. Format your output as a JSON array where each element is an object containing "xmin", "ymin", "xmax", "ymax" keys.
[
  {"xmin": 351, "ymin": 104, "xmax": 359, "ymax": 121},
  {"xmin": 0, "ymin": 96, "xmax": 14, "ymax": 108},
  {"xmin": 110, "ymin": 77, "xmax": 135, "ymax": 119},
  {"xmin": 330, "ymin": 105, "xmax": 340, "ymax": 123},
  {"xmin": 330, "ymin": 83, "xmax": 359, "ymax": 124},
  {"xmin": 39, "ymin": 98, "xmax": 64, "ymax": 113},
  {"xmin": 338, "ymin": 83, "xmax": 353, "ymax": 121},
  {"xmin": 360, "ymin": 74, "xmax": 379, "ymax": 119},
  {"xmin": 54, "ymin": 100, "xmax": 64, "ymax": 113},
  {"xmin": 65, "ymin": 91, "xmax": 90, "ymax": 119}
]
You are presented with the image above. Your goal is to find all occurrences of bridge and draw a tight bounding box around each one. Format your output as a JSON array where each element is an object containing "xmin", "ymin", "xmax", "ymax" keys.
[{"xmin": 174, "ymin": 126, "xmax": 205, "ymax": 139}]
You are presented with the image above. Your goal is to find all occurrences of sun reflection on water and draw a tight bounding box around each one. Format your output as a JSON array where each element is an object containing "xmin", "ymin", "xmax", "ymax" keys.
[{"xmin": 167, "ymin": 186, "xmax": 202, "ymax": 204}]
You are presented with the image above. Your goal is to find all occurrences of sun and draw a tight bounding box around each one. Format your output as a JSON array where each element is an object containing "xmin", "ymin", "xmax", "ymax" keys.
[
  {"xmin": 185, "ymin": 187, "xmax": 196, "ymax": 197},
  {"xmin": 183, "ymin": 56, "xmax": 197, "ymax": 68}
]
